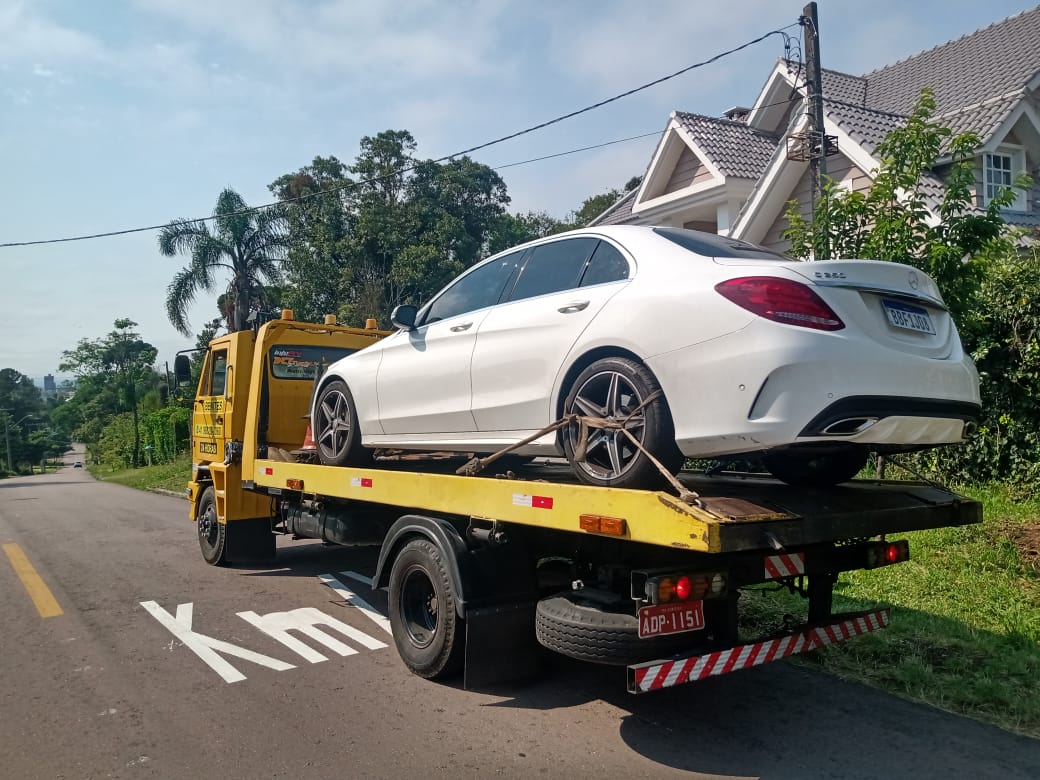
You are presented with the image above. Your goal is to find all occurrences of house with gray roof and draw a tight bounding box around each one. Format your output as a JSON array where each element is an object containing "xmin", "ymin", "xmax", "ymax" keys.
[{"xmin": 592, "ymin": 5, "xmax": 1040, "ymax": 248}]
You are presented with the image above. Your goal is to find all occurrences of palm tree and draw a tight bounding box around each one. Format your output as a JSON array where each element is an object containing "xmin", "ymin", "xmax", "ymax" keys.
[{"xmin": 159, "ymin": 188, "xmax": 288, "ymax": 336}]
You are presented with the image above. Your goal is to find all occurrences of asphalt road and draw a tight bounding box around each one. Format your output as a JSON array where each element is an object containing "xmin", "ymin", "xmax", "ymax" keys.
[{"xmin": 2, "ymin": 464, "xmax": 1039, "ymax": 780}]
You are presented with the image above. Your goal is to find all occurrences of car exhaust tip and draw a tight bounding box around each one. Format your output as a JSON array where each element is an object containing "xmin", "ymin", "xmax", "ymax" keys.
[
  {"xmin": 962, "ymin": 421, "xmax": 978, "ymax": 439},
  {"xmin": 821, "ymin": 417, "xmax": 879, "ymax": 435}
]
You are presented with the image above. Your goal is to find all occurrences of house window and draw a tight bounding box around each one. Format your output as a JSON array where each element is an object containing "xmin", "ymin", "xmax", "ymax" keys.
[{"xmin": 983, "ymin": 148, "xmax": 1027, "ymax": 210}]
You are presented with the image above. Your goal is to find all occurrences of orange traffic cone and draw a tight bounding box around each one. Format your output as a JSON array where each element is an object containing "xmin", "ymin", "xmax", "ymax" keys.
[{"xmin": 300, "ymin": 422, "xmax": 316, "ymax": 452}]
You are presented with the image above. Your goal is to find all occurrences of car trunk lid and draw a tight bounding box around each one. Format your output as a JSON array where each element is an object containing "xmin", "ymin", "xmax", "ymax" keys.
[{"xmin": 714, "ymin": 258, "xmax": 956, "ymax": 358}]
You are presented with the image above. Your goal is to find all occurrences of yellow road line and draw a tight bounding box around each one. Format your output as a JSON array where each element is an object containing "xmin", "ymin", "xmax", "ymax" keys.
[{"xmin": 3, "ymin": 543, "xmax": 63, "ymax": 618}]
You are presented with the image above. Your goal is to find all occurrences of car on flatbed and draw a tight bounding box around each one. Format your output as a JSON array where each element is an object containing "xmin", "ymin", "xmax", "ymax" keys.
[{"xmin": 312, "ymin": 226, "xmax": 980, "ymax": 491}]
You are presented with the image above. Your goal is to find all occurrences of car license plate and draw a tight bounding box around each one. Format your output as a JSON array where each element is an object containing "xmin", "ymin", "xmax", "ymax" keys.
[
  {"xmin": 638, "ymin": 601, "xmax": 705, "ymax": 638},
  {"xmin": 882, "ymin": 299, "xmax": 935, "ymax": 334}
]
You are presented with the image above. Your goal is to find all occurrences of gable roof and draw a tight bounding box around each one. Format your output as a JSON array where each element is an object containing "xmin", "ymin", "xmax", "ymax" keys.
[
  {"xmin": 861, "ymin": 7, "xmax": 1040, "ymax": 116},
  {"xmin": 592, "ymin": 6, "xmax": 1040, "ymax": 230},
  {"xmin": 672, "ymin": 112, "xmax": 778, "ymax": 179}
]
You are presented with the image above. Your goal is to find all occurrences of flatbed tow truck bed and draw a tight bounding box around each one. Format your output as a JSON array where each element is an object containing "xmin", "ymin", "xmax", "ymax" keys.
[{"xmin": 249, "ymin": 457, "xmax": 980, "ymax": 554}]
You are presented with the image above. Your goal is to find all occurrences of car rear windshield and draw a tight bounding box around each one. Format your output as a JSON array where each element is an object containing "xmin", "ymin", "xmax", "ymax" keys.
[
  {"xmin": 653, "ymin": 227, "xmax": 793, "ymax": 261},
  {"xmin": 269, "ymin": 345, "xmax": 358, "ymax": 380}
]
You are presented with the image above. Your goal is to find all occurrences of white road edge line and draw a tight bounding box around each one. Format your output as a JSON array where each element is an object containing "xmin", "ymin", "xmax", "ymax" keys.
[{"xmin": 318, "ymin": 573, "xmax": 392, "ymax": 636}]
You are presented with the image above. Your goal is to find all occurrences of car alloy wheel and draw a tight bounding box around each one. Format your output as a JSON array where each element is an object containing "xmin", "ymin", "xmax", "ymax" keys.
[
  {"xmin": 314, "ymin": 379, "xmax": 371, "ymax": 467},
  {"xmin": 562, "ymin": 357, "xmax": 681, "ymax": 489}
]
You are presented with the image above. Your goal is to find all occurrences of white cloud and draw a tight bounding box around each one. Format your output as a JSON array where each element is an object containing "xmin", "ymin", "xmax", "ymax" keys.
[
  {"xmin": 130, "ymin": 0, "xmax": 513, "ymax": 85},
  {"xmin": 0, "ymin": 3, "xmax": 108, "ymax": 64}
]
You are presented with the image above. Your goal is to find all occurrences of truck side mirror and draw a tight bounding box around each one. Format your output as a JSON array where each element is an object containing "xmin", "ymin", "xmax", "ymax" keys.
[
  {"xmin": 390, "ymin": 305, "xmax": 418, "ymax": 331},
  {"xmin": 173, "ymin": 354, "xmax": 192, "ymax": 387}
]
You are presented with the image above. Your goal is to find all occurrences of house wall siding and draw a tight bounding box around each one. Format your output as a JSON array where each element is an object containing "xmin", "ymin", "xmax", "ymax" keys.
[
  {"xmin": 760, "ymin": 153, "xmax": 869, "ymax": 251},
  {"xmin": 663, "ymin": 146, "xmax": 714, "ymax": 195}
]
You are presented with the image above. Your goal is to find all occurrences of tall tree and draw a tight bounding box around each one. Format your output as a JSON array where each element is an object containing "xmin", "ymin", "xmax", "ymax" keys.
[
  {"xmin": 59, "ymin": 319, "xmax": 159, "ymax": 468},
  {"xmin": 0, "ymin": 368, "xmax": 45, "ymax": 471},
  {"xmin": 159, "ymin": 188, "xmax": 288, "ymax": 335},
  {"xmin": 270, "ymin": 156, "xmax": 354, "ymax": 322},
  {"xmin": 271, "ymin": 130, "xmax": 511, "ymax": 326}
]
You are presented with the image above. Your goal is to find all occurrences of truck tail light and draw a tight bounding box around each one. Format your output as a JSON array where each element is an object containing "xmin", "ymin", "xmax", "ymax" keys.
[
  {"xmin": 866, "ymin": 540, "xmax": 909, "ymax": 568},
  {"xmin": 647, "ymin": 572, "xmax": 725, "ymax": 604},
  {"xmin": 715, "ymin": 277, "xmax": 844, "ymax": 331}
]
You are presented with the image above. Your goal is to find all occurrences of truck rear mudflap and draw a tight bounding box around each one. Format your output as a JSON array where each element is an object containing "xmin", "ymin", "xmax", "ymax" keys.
[{"xmin": 627, "ymin": 607, "xmax": 891, "ymax": 693}]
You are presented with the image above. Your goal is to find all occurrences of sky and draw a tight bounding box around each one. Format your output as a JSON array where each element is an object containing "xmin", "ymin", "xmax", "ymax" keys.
[{"xmin": 1, "ymin": 0, "xmax": 1037, "ymax": 381}]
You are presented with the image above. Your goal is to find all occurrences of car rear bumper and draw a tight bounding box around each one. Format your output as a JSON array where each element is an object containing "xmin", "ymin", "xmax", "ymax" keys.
[{"xmin": 645, "ymin": 325, "xmax": 980, "ymax": 458}]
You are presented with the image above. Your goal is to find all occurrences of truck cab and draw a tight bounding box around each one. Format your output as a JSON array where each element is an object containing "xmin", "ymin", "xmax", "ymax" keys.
[{"xmin": 176, "ymin": 311, "xmax": 388, "ymax": 562}]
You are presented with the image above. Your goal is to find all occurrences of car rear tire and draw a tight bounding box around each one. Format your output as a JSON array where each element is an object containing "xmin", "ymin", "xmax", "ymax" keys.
[
  {"xmin": 535, "ymin": 592, "xmax": 699, "ymax": 665},
  {"xmin": 762, "ymin": 448, "xmax": 869, "ymax": 487},
  {"xmin": 562, "ymin": 357, "xmax": 681, "ymax": 489},
  {"xmin": 314, "ymin": 379, "xmax": 372, "ymax": 467}
]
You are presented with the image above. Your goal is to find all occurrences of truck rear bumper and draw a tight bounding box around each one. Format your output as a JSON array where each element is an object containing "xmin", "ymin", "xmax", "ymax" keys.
[{"xmin": 627, "ymin": 607, "xmax": 890, "ymax": 693}]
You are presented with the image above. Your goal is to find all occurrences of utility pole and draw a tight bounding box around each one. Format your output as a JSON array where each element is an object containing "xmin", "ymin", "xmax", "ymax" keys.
[
  {"xmin": 2, "ymin": 412, "xmax": 11, "ymax": 474},
  {"xmin": 802, "ymin": 1, "xmax": 829, "ymax": 258}
]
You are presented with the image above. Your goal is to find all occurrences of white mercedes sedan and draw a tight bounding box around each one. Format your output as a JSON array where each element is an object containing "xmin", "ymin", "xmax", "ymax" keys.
[{"xmin": 311, "ymin": 226, "xmax": 980, "ymax": 488}]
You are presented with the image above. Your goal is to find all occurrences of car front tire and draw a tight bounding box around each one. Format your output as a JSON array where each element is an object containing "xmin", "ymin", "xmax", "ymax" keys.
[{"xmin": 314, "ymin": 379, "xmax": 372, "ymax": 467}]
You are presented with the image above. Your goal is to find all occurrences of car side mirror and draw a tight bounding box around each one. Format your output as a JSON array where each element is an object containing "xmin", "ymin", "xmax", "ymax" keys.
[{"xmin": 391, "ymin": 304, "xmax": 418, "ymax": 331}]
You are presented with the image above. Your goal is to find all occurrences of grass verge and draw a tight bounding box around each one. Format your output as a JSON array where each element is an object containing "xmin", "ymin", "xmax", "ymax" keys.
[
  {"xmin": 90, "ymin": 453, "xmax": 193, "ymax": 494},
  {"xmin": 742, "ymin": 482, "xmax": 1040, "ymax": 737}
]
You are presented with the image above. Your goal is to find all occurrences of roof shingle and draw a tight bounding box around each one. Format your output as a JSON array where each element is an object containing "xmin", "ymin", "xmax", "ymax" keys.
[
  {"xmin": 860, "ymin": 7, "xmax": 1040, "ymax": 115},
  {"xmin": 673, "ymin": 112, "xmax": 778, "ymax": 179}
]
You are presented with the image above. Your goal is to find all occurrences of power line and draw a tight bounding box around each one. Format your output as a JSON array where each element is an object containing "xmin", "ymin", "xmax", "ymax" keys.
[
  {"xmin": 0, "ymin": 23, "xmax": 798, "ymax": 250},
  {"xmin": 492, "ymin": 131, "xmax": 660, "ymax": 170}
]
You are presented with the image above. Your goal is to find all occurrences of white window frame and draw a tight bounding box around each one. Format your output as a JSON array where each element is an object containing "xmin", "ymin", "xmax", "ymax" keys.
[{"xmin": 983, "ymin": 145, "xmax": 1027, "ymax": 211}]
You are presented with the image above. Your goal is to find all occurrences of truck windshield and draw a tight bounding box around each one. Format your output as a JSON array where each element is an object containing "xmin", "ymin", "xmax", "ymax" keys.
[{"xmin": 269, "ymin": 346, "xmax": 358, "ymax": 380}]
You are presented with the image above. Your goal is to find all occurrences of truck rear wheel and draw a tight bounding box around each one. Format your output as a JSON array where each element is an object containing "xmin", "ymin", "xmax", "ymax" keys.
[
  {"xmin": 197, "ymin": 486, "xmax": 227, "ymax": 566},
  {"xmin": 388, "ymin": 538, "xmax": 465, "ymax": 679},
  {"xmin": 536, "ymin": 592, "xmax": 699, "ymax": 665}
]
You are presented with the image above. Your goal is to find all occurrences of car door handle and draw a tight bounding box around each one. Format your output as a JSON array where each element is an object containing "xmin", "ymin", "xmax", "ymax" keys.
[
  {"xmin": 450, "ymin": 322, "xmax": 474, "ymax": 332},
  {"xmin": 558, "ymin": 300, "xmax": 590, "ymax": 313}
]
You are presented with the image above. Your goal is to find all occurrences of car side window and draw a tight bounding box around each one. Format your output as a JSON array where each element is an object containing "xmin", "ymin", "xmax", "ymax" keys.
[
  {"xmin": 507, "ymin": 238, "xmax": 598, "ymax": 302},
  {"xmin": 422, "ymin": 251, "xmax": 524, "ymax": 324},
  {"xmin": 580, "ymin": 241, "xmax": 630, "ymax": 286}
]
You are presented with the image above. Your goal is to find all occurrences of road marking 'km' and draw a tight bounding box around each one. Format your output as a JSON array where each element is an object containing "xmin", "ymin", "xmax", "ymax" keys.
[
  {"xmin": 3, "ymin": 543, "xmax": 63, "ymax": 618},
  {"xmin": 142, "ymin": 572, "xmax": 391, "ymax": 684}
]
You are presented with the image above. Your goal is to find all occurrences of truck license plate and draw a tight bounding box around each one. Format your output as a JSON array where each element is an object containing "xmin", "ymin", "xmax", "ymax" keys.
[
  {"xmin": 638, "ymin": 601, "xmax": 705, "ymax": 638},
  {"xmin": 882, "ymin": 299, "xmax": 935, "ymax": 334}
]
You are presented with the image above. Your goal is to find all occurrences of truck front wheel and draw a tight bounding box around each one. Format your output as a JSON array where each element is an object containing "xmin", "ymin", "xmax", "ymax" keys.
[
  {"xmin": 388, "ymin": 538, "xmax": 465, "ymax": 679},
  {"xmin": 197, "ymin": 486, "xmax": 227, "ymax": 566}
]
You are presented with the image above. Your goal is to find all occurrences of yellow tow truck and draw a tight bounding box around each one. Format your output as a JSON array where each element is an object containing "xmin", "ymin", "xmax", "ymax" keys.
[{"xmin": 175, "ymin": 311, "xmax": 981, "ymax": 692}]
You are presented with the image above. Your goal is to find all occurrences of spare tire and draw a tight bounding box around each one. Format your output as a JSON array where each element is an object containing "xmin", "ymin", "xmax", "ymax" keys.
[{"xmin": 535, "ymin": 592, "xmax": 701, "ymax": 666}]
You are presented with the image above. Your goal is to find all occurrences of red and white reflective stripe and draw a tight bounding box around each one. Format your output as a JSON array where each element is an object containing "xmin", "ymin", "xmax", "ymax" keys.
[
  {"xmin": 764, "ymin": 552, "xmax": 806, "ymax": 579},
  {"xmin": 628, "ymin": 608, "xmax": 890, "ymax": 693},
  {"xmin": 512, "ymin": 493, "xmax": 554, "ymax": 509},
  {"xmin": 350, "ymin": 477, "xmax": 373, "ymax": 488}
]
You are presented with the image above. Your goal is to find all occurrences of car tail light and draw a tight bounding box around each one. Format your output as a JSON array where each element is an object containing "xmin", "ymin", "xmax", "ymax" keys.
[{"xmin": 715, "ymin": 276, "xmax": 844, "ymax": 331}]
